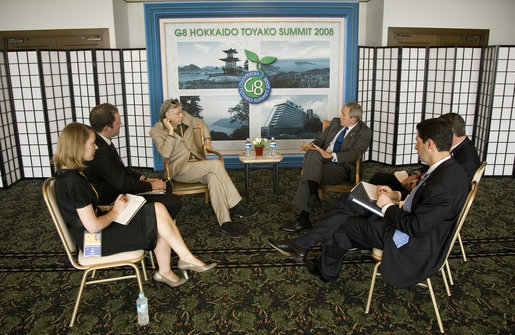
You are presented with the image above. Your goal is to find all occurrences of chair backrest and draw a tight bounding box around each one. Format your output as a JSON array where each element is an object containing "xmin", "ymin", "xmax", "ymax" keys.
[
  {"xmin": 322, "ymin": 119, "xmax": 331, "ymax": 132},
  {"xmin": 442, "ymin": 178, "xmax": 480, "ymax": 264},
  {"xmin": 42, "ymin": 178, "xmax": 81, "ymax": 268},
  {"xmin": 472, "ymin": 161, "xmax": 487, "ymax": 185},
  {"xmin": 192, "ymin": 122, "xmax": 206, "ymax": 158}
]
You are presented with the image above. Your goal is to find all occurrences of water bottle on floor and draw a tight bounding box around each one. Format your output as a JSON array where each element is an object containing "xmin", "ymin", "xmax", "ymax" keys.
[
  {"xmin": 270, "ymin": 137, "xmax": 277, "ymax": 157},
  {"xmin": 136, "ymin": 292, "xmax": 149, "ymax": 326},
  {"xmin": 245, "ymin": 138, "xmax": 251, "ymax": 158}
]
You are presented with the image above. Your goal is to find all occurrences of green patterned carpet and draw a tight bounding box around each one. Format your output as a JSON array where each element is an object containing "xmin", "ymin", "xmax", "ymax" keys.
[{"xmin": 0, "ymin": 162, "xmax": 513, "ymax": 334}]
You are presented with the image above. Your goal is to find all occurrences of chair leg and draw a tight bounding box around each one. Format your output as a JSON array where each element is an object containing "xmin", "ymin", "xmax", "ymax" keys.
[
  {"xmin": 365, "ymin": 261, "xmax": 381, "ymax": 314},
  {"xmin": 204, "ymin": 191, "xmax": 209, "ymax": 204},
  {"xmin": 427, "ymin": 278, "xmax": 445, "ymax": 333},
  {"xmin": 149, "ymin": 250, "xmax": 156, "ymax": 269},
  {"xmin": 440, "ymin": 268, "xmax": 451, "ymax": 297},
  {"xmin": 128, "ymin": 262, "xmax": 144, "ymax": 293},
  {"xmin": 71, "ymin": 269, "xmax": 92, "ymax": 327},
  {"xmin": 141, "ymin": 258, "xmax": 148, "ymax": 281},
  {"xmin": 445, "ymin": 260, "xmax": 454, "ymax": 286},
  {"xmin": 457, "ymin": 232, "xmax": 467, "ymax": 262},
  {"xmin": 318, "ymin": 189, "xmax": 323, "ymax": 199}
]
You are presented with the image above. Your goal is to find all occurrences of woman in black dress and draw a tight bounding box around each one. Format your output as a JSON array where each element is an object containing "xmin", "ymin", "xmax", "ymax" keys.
[{"xmin": 53, "ymin": 122, "xmax": 216, "ymax": 288}]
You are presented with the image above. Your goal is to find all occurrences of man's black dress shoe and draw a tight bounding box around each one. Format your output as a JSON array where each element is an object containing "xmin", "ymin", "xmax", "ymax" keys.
[
  {"xmin": 307, "ymin": 194, "xmax": 322, "ymax": 209},
  {"xmin": 231, "ymin": 202, "xmax": 258, "ymax": 218},
  {"xmin": 305, "ymin": 259, "xmax": 336, "ymax": 283},
  {"xmin": 280, "ymin": 219, "xmax": 311, "ymax": 233},
  {"xmin": 267, "ymin": 238, "xmax": 307, "ymax": 262}
]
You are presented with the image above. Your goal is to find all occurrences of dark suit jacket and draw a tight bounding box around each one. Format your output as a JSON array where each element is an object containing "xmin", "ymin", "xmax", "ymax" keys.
[
  {"xmin": 451, "ymin": 137, "xmax": 481, "ymax": 179},
  {"xmin": 83, "ymin": 134, "xmax": 151, "ymax": 205},
  {"xmin": 380, "ymin": 158, "xmax": 469, "ymax": 288},
  {"xmin": 312, "ymin": 118, "xmax": 372, "ymax": 180}
]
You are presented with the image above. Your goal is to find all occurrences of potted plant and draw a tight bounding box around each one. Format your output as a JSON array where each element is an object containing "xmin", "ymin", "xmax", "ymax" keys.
[{"xmin": 252, "ymin": 137, "xmax": 267, "ymax": 156}]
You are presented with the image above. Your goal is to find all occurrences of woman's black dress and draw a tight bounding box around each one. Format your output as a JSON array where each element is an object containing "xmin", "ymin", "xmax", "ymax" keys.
[{"xmin": 55, "ymin": 169, "xmax": 158, "ymax": 256}]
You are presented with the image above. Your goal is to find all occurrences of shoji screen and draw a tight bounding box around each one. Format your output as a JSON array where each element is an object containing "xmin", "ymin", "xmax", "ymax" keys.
[
  {"xmin": 123, "ymin": 49, "xmax": 153, "ymax": 168},
  {"xmin": 0, "ymin": 51, "xmax": 22, "ymax": 187}
]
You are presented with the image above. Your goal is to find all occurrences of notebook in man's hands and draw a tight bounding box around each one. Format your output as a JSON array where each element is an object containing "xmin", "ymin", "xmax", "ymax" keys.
[{"xmin": 348, "ymin": 181, "xmax": 384, "ymax": 217}]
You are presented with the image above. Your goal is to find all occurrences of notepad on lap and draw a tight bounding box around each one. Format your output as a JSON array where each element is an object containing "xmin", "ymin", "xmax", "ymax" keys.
[
  {"xmin": 113, "ymin": 194, "xmax": 146, "ymax": 225},
  {"xmin": 348, "ymin": 181, "xmax": 383, "ymax": 217}
]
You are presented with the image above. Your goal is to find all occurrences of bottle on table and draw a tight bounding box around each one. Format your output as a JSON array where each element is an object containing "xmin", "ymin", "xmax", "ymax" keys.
[
  {"xmin": 245, "ymin": 138, "xmax": 251, "ymax": 158},
  {"xmin": 270, "ymin": 137, "xmax": 277, "ymax": 157},
  {"xmin": 136, "ymin": 292, "xmax": 149, "ymax": 326}
]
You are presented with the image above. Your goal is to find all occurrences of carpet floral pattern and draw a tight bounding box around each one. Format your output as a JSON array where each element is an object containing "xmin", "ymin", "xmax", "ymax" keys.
[{"xmin": 0, "ymin": 162, "xmax": 513, "ymax": 334}]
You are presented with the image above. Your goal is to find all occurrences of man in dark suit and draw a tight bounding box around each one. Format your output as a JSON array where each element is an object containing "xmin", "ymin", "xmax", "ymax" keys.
[
  {"xmin": 281, "ymin": 102, "xmax": 372, "ymax": 233},
  {"xmin": 369, "ymin": 112, "xmax": 480, "ymax": 192},
  {"xmin": 84, "ymin": 103, "xmax": 181, "ymax": 219},
  {"xmin": 269, "ymin": 118, "xmax": 469, "ymax": 287}
]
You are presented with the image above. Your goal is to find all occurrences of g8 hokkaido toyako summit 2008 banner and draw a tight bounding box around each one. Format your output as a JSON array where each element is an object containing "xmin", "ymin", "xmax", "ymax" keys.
[{"xmin": 159, "ymin": 18, "xmax": 345, "ymax": 150}]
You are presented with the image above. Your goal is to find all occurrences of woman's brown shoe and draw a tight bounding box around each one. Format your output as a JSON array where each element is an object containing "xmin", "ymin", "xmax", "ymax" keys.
[
  {"xmin": 177, "ymin": 259, "xmax": 217, "ymax": 273},
  {"xmin": 153, "ymin": 271, "xmax": 188, "ymax": 288}
]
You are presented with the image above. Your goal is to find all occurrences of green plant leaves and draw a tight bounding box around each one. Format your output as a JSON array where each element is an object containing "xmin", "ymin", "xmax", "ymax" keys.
[
  {"xmin": 245, "ymin": 49, "xmax": 259, "ymax": 62},
  {"xmin": 260, "ymin": 56, "xmax": 277, "ymax": 65}
]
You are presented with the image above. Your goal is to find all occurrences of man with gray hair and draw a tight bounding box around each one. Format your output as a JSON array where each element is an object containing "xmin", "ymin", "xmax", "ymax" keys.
[{"xmin": 281, "ymin": 102, "xmax": 372, "ymax": 233}]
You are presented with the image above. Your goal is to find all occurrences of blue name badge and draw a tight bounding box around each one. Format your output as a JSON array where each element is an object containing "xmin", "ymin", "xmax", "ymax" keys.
[{"xmin": 83, "ymin": 231, "xmax": 102, "ymax": 257}]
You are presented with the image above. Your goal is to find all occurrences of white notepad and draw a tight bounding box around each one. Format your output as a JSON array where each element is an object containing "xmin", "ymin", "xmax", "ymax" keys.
[{"xmin": 113, "ymin": 194, "xmax": 146, "ymax": 225}]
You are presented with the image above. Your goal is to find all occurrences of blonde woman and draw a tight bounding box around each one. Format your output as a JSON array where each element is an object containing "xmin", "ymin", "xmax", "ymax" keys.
[{"xmin": 53, "ymin": 122, "xmax": 215, "ymax": 288}]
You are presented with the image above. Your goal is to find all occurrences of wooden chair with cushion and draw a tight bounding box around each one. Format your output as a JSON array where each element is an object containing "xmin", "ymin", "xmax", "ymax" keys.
[
  {"xmin": 43, "ymin": 178, "xmax": 149, "ymax": 327},
  {"xmin": 364, "ymin": 176, "xmax": 482, "ymax": 333},
  {"xmin": 163, "ymin": 122, "xmax": 224, "ymax": 204},
  {"xmin": 317, "ymin": 120, "xmax": 362, "ymax": 198}
]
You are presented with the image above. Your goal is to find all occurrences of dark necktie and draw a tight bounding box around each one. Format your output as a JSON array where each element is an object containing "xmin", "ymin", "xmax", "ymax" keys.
[
  {"xmin": 333, "ymin": 127, "xmax": 348, "ymax": 152},
  {"xmin": 402, "ymin": 173, "xmax": 430, "ymax": 213},
  {"xmin": 110, "ymin": 142, "xmax": 125, "ymax": 167}
]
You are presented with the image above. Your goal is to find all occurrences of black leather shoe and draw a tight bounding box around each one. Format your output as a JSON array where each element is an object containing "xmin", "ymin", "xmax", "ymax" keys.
[
  {"xmin": 231, "ymin": 202, "xmax": 258, "ymax": 218},
  {"xmin": 305, "ymin": 259, "xmax": 335, "ymax": 283},
  {"xmin": 307, "ymin": 194, "xmax": 322, "ymax": 209},
  {"xmin": 267, "ymin": 238, "xmax": 307, "ymax": 262},
  {"xmin": 221, "ymin": 221, "xmax": 244, "ymax": 238},
  {"xmin": 280, "ymin": 219, "xmax": 311, "ymax": 233}
]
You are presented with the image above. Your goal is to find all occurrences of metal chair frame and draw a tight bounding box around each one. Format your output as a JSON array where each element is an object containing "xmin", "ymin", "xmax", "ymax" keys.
[{"xmin": 43, "ymin": 178, "xmax": 148, "ymax": 327}]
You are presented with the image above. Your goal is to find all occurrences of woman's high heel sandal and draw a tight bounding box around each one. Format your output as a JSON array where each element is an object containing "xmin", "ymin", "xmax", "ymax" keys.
[
  {"xmin": 178, "ymin": 259, "xmax": 217, "ymax": 273},
  {"xmin": 153, "ymin": 270, "xmax": 188, "ymax": 288}
]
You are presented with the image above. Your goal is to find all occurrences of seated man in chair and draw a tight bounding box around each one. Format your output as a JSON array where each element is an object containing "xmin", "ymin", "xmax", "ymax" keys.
[
  {"xmin": 149, "ymin": 98, "xmax": 256, "ymax": 238},
  {"xmin": 369, "ymin": 112, "xmax": 480, "ymax": 193},
  {"xmin": 281, "ymin": 102, "xmax": 372, "ymax": 233},
  {"xmin": 84, "ymin": 103, "xmax": 181, "ymax": 219},
  {"xmin": 269, "ymin": 118, "xmax": 469, "ymax": 287}
]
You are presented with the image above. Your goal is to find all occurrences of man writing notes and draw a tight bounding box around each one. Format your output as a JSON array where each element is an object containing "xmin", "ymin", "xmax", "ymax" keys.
[
  {"xmin": 269, "ymin": 118, "xmax": 469, "ymax": 287},
  {"xmin": 84, "ymin": 103, "xmax": 181, "ymax": 219},
  {"xmin": 149, "ymin": 98, "xmax": 256, "ymax": 238},
  {"xmin": 280, "ymin": 102, "xmax": 372, "ymax": 233}
]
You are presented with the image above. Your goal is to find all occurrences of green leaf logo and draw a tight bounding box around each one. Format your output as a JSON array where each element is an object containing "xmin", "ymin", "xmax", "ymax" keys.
[{"xmin": 244, "ymin": 49, "xmax": 277, "ymax": 72}]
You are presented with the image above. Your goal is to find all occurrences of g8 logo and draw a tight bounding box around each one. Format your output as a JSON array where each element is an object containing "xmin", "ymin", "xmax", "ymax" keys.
[{"xmin": 238, "ymin": 70, "xmax": 271, "ymax": 104}]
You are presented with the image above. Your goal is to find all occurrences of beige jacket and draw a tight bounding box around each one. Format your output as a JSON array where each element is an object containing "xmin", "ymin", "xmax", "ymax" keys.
[{"xmin": 149, "ymin": 111, "xmax": 211, "ymax": 178}]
